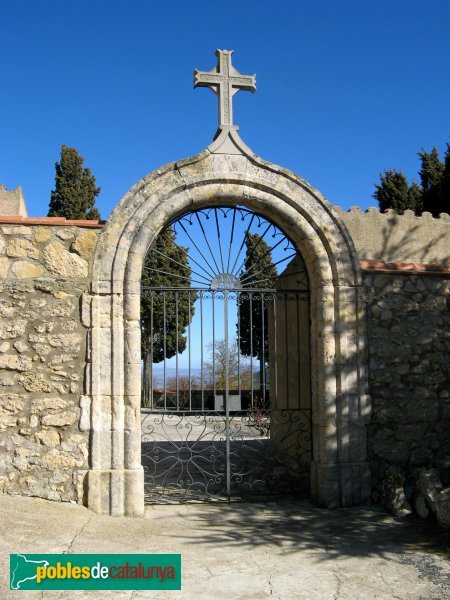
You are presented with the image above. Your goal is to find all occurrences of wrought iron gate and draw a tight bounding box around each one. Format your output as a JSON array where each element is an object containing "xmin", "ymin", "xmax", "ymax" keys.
[{"xmin": 141, "ymin": 207, "xmax": 311, "ymax": 503}]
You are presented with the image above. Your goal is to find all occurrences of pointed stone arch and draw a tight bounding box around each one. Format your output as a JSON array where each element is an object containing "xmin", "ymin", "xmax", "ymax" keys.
[{"xmin": 84, "ymin": 146, "xmax": 371, "ymax": 516}]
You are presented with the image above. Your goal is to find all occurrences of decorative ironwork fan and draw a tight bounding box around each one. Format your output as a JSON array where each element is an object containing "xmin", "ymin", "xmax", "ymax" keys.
[{"xmin": 142, "ymin": 205, "xmax": 308, "ymax": 290}]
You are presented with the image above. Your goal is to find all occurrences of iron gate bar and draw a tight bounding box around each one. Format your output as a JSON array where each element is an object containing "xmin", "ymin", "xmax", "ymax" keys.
[
  {"xmin": 229, "ymin": 212, "xmax": 255, "ymax": 275},
  {"xmin": 200, "ymin": 292, "xmax": 204, "ymax": 411},
  {"xmin": 224, "ymin": 289, "xmax": 230, "ymax": 497},
  {"xmin": 272, "ymin": 294, "xmax": 278, "ymax": 405},
  {"xmin": 161, "ymin": 231, "xmax": 216, "ymax": 281},
  {"xmin": 215, "ymin": 208, "xmax": 225, "ymax": 273},
  {"xmin": 195, "ymin": 212, "xmax": 221, "ymax": 274},
  {"xmin": 188, "ymin": 290, "xmax": 192, "ymax": 411},
  {"xmin": 233, "ymin": 221, "xmax": 272, "ymax": 277},
  {"xmin": 250, "ymin": 291, "xmax": 253, "ymax": 408},
  {"xmin": 147, "ymin": 248, "xmax": 211, "ymax": 285},
  {"xmin": 163, "ymin": 292, "xmax": 166, "ymax": 410},
  {"xmin": 285, "ymin": 292, "xmax": 289, "ymax": 410},
  {"xmin": 141, "ymin": 288, "xmax": 310, "ymax": 502},
  {"xmin": 261, "ymin": 292, "xmax": 266, "ymax": 405}
]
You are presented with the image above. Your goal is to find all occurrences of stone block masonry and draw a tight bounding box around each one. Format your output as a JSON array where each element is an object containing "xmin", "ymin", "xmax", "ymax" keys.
[
  {"xmin": 0, "ymin": 202, "xmax": 449, "ymax": 514},
  {"xmin": 364, "ymin": 272, "xmax": 450, "ymax": 490},
  {"xmin": 0, "ymin": 219, "xmax": 101, "ymax": 502}
]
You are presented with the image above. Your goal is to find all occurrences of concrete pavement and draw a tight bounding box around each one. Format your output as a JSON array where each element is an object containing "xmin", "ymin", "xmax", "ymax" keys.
[{"xmin": 0, "ymin": 494, "xmax": 449, "ymax": 599}]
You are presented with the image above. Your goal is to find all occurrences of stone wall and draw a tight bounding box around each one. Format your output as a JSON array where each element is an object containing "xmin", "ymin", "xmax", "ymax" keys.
[
  {"xmin": 0, "ymin": 220, "xmax": 100, "ymax": 502},
  {"xmin": 364, "ymin": 272, "xmax": 450, "ymax": 492},
  {"xmin": 337, "ymin": 207, "xmax": 450, "ymax": 264},
  {"xmin": 0, "ymin": 206, "xmax": 449, "ymax": 510},
  {"xmin": 0, "ymin": 185, "xmax": 28, "ymax": 218}
]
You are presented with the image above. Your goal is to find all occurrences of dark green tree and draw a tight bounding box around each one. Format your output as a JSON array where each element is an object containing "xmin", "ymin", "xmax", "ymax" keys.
[
  {"xmin": 373, "ymin": 142, "xmax": 450, "ymax": 217},
  {"xmin": 238, "ymin": 233, "xmax": 278, "ymax": 395},
  {"xmin": 419, "ymin": 146, "xmax": 446, "ymax": 216},
  {"xmin": 141, "ymin": 227, "xmax": 196, "ymax": 406},
  {"xmin": 408, "ymin": 181, "xmax": 423, "ymax": 214},
  {"xmin": 48, "ymin": 145, "xmax": 101, "ymax": 219},
  {"xmin": 441, "ymin": 144, "xmax": 450, "ymax": 210},
  {"xmin": 373, "ymin": 169, "xmax": 422, "ymax": 215}
]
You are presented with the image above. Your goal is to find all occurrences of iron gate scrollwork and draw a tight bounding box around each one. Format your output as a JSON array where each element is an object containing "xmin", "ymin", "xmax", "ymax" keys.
[{"xmin": 141, "ymin": 207, "xmax": 311, "ymax": 503}]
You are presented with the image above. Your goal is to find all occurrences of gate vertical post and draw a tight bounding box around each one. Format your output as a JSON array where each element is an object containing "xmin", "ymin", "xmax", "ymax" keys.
[{"xmin": 224, "ymin": 289, "xmax": 230, "ymax": 498}]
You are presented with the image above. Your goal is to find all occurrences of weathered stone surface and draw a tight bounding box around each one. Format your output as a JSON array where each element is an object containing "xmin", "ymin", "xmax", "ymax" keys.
[
  {"xmin": 340, "ymin": 207, "xmax": 450, "ymax": 263},
  {"xmin": 41, "ymin": 450, "xmax": 81, "ymax": 469},
  {"xmin": 1, "ymin": 225, "xmax": 32, "ymax": 235},
  {"xmin": 41, "ymin": 411, "xmax": 78, "ymax": 426},
  {"xmin": 367, "ymin": 274, "xmax": 450, "ymax": 494},
  {"xmin": 34, "ymin": 429, "xmax": 61, "ymax": 447},
  {"xmin": 0, "ymin": 371, "xmax": 16, "ymax": 386},
  {"xmin": 55, "ymin": 228, "xmax": 75, "ymax": 241},
  {"xmin": 20, "ymin": 373, "xmax": 52, "ymax": 393},
  {"xmin": 0, "ymin": 223, "xmax": 92, "ymax": 504},
  {"xmin": 0, "ymin": 393, "xmax": 25, "ymax": 413},
  {"xmin": 0, "ymin": 415, "xmax": 18, "ymax": 430},
  {"xmin": 45, "ymin": 297, "xmax": 76, "ymax": 317},
  {"xmin": 0, "ymin": 354, "xmax": 32, "ymax": 371},
  {"xmin": 34, "ymin": 322, "xmax": 54, "ymax": 333},
  {"xmin": 48, "ymin": 333, "xmax": 82, "ymax": 351},
  {"xmin": 0, "ymin": 319, "xmax": 26, "ymax": 339},
  {"xmin": 31, "ymin": 397, "xmax": 69, "ymax": 413},
  {"xmin": 6, "ymin": 237, "xmax": 39, "ymax": 259},
  {"xmin": 380, "ymin": 467, "xmax": 412, "ymax": 516},
  {"xmin": 29, "ymin": 342, "xmax": 52, "ymax": 355},
  {"xmin": 13, "ymin": 340, "xmax": 28, "ymax": 353},
  {"xmin": 0, "ymin": 256, "xmax": 8, "ymax": 278},
  {"xmin": 34, "ymin": 227, "xmax": 52, "ymax": 243},
  {"xmin": 11, "ymin": 261, "xmax": 44, "ymax": 278},
  {"xmin": 415, "ymin": 468, "xmax": 443, "ymax": 513},
  {"xmin": 71, "ymin": 230, "xmax": 97, "ymax": 260},
  {"xmin": 414, "ymin": 494, "xmax": 430, "ymax": 518},
  {"xmin": 43, "ymin": 241, "xmax": 88, "ymax": 278},
  {"xmin": 436, "ymin": 489, "xmax": 450, "ymax": 529}
]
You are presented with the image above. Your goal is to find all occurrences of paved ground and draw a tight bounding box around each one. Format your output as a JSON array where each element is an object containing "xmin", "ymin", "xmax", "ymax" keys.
[{"xmin": 1, "ymin": 494, "xmax": 449, "ymax": 599}]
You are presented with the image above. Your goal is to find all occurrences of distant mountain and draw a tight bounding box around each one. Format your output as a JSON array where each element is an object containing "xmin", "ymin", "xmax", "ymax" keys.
[{"xmin": 149, "ymin": 366, "xmax": 202, "ymax": 387}]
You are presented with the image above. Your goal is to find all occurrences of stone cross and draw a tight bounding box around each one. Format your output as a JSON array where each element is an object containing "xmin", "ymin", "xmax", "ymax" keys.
[{"xmin": 194, "ymin": 49, "xmax": 256, "ymax": 128}]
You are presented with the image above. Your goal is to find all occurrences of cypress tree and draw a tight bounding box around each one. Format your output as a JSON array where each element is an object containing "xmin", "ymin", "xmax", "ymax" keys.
[
  {"xmin": 419, "ymin": 146, "xmax": 446, "ymax": 216},
  {"xmin": 441, "ymin": 144, "xmax": 450, "ymax": 213},
  {"xmin": 48, "ymin": 145, "xmax": 101, "ymax": 219},
  {"xmin": 140, "ymin": 227, "xmax": 196, "ymax": 406},
  {"xmin": 408, "ymin": 181, "xmax": 423, "ymax": 215},
  {"xmin": 238, "ymin": 233, "xmax": 278, "ymax": 396},
  {"xmin": 373, "ymin": 169, "xmax": 422, "ymax": 215},
  {"xmin": 141, "ymin": 227, "xmax": 195, "ymax": 362}
]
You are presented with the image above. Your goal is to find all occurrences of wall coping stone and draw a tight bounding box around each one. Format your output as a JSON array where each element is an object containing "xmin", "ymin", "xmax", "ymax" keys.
[
  {"xmin": 335, "ymin": 206, "xmax": 450, "ymax": 221},
  {"xmin": 0, "ymin": 216, "xmax": 104, "ymax": 227},
  {"xmin": 361, "ymin": 260, "xmax": 450, "ymax": 275}
]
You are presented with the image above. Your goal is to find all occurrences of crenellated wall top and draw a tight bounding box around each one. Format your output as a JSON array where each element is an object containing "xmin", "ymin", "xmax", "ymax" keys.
[{"xmin": 335, "ymin": 206, "xmax": 450, "ymax": 264}]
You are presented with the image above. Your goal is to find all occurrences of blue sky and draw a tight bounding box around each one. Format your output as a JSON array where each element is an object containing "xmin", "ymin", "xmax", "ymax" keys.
[{"xmin": 1, "ymin": 0, "xmax": 449, "ymax": 219}]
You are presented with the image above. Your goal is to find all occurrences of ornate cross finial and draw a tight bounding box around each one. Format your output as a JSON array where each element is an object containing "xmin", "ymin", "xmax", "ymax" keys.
[{"xmin": 194, "ymin": 49, "xmax": 256, "ymax": 128}]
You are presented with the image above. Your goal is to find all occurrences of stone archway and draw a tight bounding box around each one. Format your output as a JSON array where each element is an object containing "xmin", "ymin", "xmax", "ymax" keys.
[{"xmin": 84, "ymin": 141, "xmax": 371, "ymax": 516}]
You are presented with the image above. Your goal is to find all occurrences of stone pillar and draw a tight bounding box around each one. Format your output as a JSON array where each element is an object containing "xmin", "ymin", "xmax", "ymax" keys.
[{"xmin": 82, "ymin": 289, "xmax": 144, "ymax": 517}]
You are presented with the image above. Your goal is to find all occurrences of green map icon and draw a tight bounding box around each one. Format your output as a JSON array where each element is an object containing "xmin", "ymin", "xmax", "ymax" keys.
[{"xmin": 10, "ymin": 554, "xmax": 49, "ymax": 590}]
